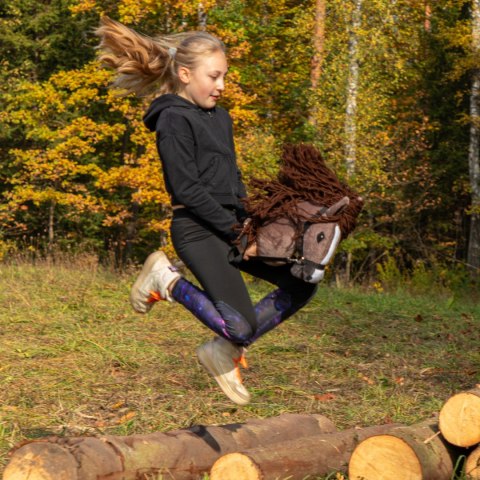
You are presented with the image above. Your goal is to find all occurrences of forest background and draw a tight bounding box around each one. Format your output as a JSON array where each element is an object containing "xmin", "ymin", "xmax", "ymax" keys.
[{"xmin": 1, "ymin": 0, "xmax": 480, "ymax": 294}]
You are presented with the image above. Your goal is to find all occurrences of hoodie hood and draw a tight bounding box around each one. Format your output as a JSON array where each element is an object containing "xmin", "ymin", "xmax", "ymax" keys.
[{"xmin": 144, "ymin": 94, "xmax": 206, "ymax": 132}]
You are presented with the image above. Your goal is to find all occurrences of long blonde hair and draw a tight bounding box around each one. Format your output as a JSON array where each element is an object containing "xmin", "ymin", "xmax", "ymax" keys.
[{"xmin": 95, "ymin": 17, "xmax": 226, "ymax": 97}]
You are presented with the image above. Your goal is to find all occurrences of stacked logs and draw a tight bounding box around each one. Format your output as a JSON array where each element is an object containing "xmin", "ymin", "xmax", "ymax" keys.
[
  {"xmin": 3, "ymin": 388, "xmax": 480, "ymax": 479},
  {"xmin": 439, "ymin": 388, "xmax": 480, "ymax": 480},
  {"xmin": 3, "ymin": 413, "xmax": 338, "ymax": 479},
  {"xmin": 348, "ymin": 387, "xmax": 480, "ymax": 480}
]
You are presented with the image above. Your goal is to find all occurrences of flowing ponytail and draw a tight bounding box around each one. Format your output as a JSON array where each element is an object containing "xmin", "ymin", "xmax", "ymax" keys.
[{"xmin": 95, "ymin": 17, "xmax": 225, "ymax": 97}]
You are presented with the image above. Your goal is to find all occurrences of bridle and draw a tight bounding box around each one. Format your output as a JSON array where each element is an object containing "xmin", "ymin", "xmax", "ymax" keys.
[{"xmin": 253, "ymin": 217, "xmax": 328, "ymax": 271}]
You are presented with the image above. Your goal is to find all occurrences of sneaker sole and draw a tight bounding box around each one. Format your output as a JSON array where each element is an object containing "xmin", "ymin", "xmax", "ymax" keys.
[
  {"xmin": 130, "ymin": 251, "xmax": 168, "ymax": 313},
  {"xmin": 197, "ymin": 344, "xmax": 251, "ymax": 406}
]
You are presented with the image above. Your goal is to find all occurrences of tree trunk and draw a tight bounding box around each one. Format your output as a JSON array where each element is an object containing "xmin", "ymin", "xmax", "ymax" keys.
[
  {"xmin": 3, "ymin": 413, "xmax": 335, "ymax": 480},
  {"xmin": 48, "ymin": 200, "xmax": 55, "ymax": 246},
  {"xmin": 198, "ymin": 2, "xmax": 207, "ymax": 30},
  {"xmin": 309, "ymin": 0, "xmax": 326, "ymax": 126},
  {"xmin": 344, "ymin": 0, "xmax": 362, "ymax": 177},
  {"xmin": 439, "ymin": 387, "xmax": 480, "ymax": 447},
  {"xmin": 424, "ymin": 2, "xmax": 432, "ymax": 32},
  {"xmin": 210, "ymin": 424, "xmax": 401, "ymax": 480},
  {"xmin": 348, "ymin": 420, "xmax": 461, "ymax": 480},
  {"xmin": 311, "ymin": 0, "xmax": 326, "ymax": 90},
  {"xmin": 468, "ymin": 0, "xmax": 480, "ymax": 275},
  {"xmin": 466, "ymin": 445, "xmax": 480, "ymax": 479}
]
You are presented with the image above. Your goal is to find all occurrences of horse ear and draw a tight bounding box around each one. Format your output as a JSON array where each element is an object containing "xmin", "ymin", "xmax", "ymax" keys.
[{"xmin": 323, "ymin": 196, "xmax": 350, "ymax": 216}]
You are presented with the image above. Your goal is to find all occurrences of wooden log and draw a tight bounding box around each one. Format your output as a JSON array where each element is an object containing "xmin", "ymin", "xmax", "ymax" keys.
[
  {"xmin": 348, "ymin": 420, "xmax": 462, "ymax": 480},
  {"xmin": 210, "ymin": 424, "xmax": 401, "ymax": 480},
  {"xmin": 3, "ymin": 413, "xmax": 335, "ymax": 480},
  {"xmin": 466, "ymin": 445, "xmax": 480, "ymax": 479},
  {"xmin": 439, "ymin": 388, "xmax": 480, "ymax": 447}
]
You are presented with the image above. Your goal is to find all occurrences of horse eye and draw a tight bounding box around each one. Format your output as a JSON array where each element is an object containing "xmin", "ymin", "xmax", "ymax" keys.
[{"xmin": 316, "ymin": 232, "xmax": 325, "ymax": 243}]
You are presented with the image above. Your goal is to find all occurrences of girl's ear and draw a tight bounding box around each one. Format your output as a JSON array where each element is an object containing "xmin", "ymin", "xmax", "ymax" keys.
[{"xmin": 177, "ymin": 66, "xmax": 191, "ymax": 84}]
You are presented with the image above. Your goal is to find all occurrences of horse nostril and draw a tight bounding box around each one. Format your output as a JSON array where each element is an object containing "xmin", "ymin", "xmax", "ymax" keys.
[{"xmin": 316, "ymin": 232, "xmax": 325, "ymax": 243}]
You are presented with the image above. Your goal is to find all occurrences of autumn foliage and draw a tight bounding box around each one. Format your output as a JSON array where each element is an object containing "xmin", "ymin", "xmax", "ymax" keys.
[{"xmin": 0, "ymin": 0, "xmax": 478, "ymax": 284}]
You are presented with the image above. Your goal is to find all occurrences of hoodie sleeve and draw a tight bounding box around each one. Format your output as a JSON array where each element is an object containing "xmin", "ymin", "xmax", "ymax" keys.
[{"xmin": 156, "ymin": 111, "xmax": 238, "ymax": 239}]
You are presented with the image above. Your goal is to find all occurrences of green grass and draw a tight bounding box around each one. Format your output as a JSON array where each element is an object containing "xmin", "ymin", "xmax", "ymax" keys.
[{"xmin": 0, "ymin": 257, "xmax": 479, "ymax": 479}]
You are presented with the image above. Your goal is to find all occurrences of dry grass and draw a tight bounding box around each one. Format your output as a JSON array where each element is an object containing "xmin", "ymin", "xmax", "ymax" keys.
[{"xmin": 0, "ymin": 256, "xmax": 478, "ymax": 479}]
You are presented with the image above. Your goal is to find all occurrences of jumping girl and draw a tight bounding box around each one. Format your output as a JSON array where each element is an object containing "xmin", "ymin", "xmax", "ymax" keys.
[{"xmin": 96, "ymin": 17, "xmax": 318, "ymax": 405}]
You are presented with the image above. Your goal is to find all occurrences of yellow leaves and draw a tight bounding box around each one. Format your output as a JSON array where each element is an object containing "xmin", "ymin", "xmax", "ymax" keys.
[
  {"xmin": 118, "ymin": 0, "xmax": 159, "ymax": 24},
  {"xmin": 97, "ymin": 154, "xmax": 169, "ymax": 206},
  {"xmin": 52, "ymin": 63, "xmax": 112, "ymax": 92},
  {"xmin": 69, "ymin": 0, "xmax": 99, "ymax": 16},
  {"xmin": 58, "ymin": 117, "xmax": 126, "ymax": 145},
  {"xmin": 222, "ymin": 69, "xmax": 260, "ymax": 131}
]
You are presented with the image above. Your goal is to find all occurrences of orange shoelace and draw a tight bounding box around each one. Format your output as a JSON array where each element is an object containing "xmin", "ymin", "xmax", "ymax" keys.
[
  {"xmin": 233, "ymin": 352, "xmax": 248, "ymax": 383},
  {"xmin": 147, "ymin": 291, "xmax": 162, "ymax": 303}
]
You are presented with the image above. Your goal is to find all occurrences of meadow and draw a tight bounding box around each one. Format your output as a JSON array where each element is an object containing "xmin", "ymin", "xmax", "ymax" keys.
[{"xmin": 0, "ymin": 255, "xmax": 479, "ymax": 479}]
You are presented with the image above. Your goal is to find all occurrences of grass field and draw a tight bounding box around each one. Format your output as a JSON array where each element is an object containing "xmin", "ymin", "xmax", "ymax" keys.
[{"xmin": 0, "ymin": 256, "xmax": 479, "ymax": 479}]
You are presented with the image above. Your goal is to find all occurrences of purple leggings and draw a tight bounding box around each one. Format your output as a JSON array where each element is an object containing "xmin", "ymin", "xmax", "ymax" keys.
[{"xmin": 170, "ymin": 209, "xmax": 317, "ymax": 347}]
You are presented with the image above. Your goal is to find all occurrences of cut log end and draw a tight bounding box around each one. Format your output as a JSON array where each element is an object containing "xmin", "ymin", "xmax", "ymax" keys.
[
  {"xmin": 3, "ymin": 443, "xmax": 78, "ymax": 480},
  {"xmin": 210, "ymin": 452, "xmax": 263, "ymax": 480},
  {"xmin": 466, "ymin": 445, "xmax": 480, "ymax": 480},
  {"xmin": 439, "ymin": 390, "xmax": 480, "ymax": 447},
  {"xmin": 348, "ymin": 435, "xmax": 422, "ymax": 480}
]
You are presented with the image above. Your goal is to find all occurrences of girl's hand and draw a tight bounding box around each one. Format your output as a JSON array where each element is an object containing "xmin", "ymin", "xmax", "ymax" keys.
[{"xmin": 243, "ymin": 242, "xmax": 257, "ymax": 260}]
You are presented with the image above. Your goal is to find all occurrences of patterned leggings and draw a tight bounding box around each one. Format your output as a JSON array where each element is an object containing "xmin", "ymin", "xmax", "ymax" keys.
[{"xmin": 170, "ymin": 209, "xmax": 318, "ymax": 347}]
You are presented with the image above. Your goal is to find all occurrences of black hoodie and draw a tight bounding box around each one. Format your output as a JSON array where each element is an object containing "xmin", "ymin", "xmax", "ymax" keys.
[{"xmin": 143, "ymin": 94, "xmax": 247, "ymax": 239}]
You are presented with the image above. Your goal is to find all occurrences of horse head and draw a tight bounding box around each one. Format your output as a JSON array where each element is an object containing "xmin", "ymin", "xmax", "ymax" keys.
[{"xmin": 255, "ymin": 196, "xmax": 350, "ymax": 283}]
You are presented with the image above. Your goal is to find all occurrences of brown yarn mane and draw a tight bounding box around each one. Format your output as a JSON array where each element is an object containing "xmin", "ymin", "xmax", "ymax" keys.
[{"xmin": 242, "ymin": 144, "xmax": 364, "ymax": 241}]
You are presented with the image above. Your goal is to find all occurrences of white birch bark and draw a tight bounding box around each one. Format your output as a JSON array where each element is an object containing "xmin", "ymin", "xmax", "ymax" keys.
[
  {"xmin": 468, "ymin": 0, "xmax": 480, "ymax": 273},
  {"xmin": 344, "ymin": 0, "xmax": 362, "ymax": 176},
  {"xmin": 198, "ymin": 3, "xmax": 207, "ymax": 31}
]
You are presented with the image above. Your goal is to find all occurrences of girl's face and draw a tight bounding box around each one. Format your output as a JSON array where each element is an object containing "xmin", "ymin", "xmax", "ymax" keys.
[{"xmin": 177, "ymin": 50, "xmax": 228, "ymax": 109}]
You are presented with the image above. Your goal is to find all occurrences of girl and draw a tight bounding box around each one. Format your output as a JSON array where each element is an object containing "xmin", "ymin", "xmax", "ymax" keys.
[{"xmin": 96, "ymin": 17, "xmax": 318, "ymax": 405}]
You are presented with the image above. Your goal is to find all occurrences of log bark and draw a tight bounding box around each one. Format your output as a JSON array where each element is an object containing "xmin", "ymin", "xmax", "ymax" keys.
[
  {"xmin": 210, "ymin": 424, "xmax": 401, "ymax": 480},
  {"xmin": 348, "ymin": 420, "xmax": 461, "ymax": 480},
  {"xmin": 466, "ymin": 445, "xmax": 480, "ymax": 479},
  {"xmin": 439, "ymin": 388, "xmax": 480, "ymax": 447},
  {"xmin": 3, "ymin": 413, "xmax": 335, "ymax": 480}
]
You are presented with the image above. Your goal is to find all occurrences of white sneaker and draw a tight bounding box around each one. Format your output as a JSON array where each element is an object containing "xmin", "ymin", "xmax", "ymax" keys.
[
  {"xmin": 197, "ymin": 337, "xmax": 251, "ymax": 405},
  {"xmin": 130, "ymin": 251, "xmax": 181, "ymax": 313}
]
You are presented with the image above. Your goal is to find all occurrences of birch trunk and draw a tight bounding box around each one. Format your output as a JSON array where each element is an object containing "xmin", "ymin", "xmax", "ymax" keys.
[
  {"xmin": 342, "ymin": 0, "xmax": 362, "ymax": 285},
  {"xmin": 344, "ymin": 0, "xmax": 362, "ymax": 177},
  {"xmin": 198, "ymin": 2, "xmax": 207, "ymax": 31},
  {"xmin": 468, "ymin": 0, "xmax": 480, "ymax": 274}
]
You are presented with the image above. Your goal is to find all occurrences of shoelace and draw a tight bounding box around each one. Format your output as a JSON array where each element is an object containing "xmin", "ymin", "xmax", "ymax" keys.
[
  {"xmin": 233, "ymin": 351, "xmax": 248, "ymax": 383},
  {"xmin": 147, "ymin": 290, "xmax": 162, "ymax": 303}
]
